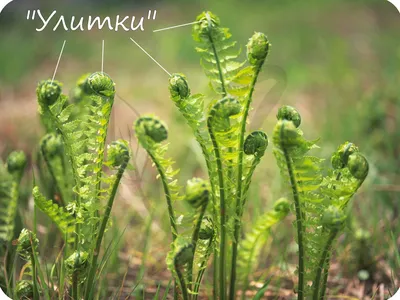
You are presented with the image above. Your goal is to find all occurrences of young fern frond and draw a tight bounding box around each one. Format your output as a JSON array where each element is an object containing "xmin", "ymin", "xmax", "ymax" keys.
[
  {"xmin": 237, "ymin": 198, "xmax": 290, "ymax": 296},
  {"xmin": 135, "ymin": 115, "xmax": 181, "ymax": 241},
  {"xmin": 85, "ymin": 139, "xmax": 131, "ymax": 300},
  {"xmin": 0, "ymin": 152, "xmax": 27, "ymax": 243},
  {"xmin": 166, "ymin": 237, "xmax": 194, "ymax": 300},
  {"xmin": 207, "ymin": 96, "xmax": 241, "ymax": 299},
  {"xmin": 272, "ymin": 106, "xmax": 324, "ymax": 300},
  {"xmin": 193, "ymin": 11, "xmax": 248, "ymax": 96},
  {"xmin": 32, "ymin": 186, "xmax": 75, "ymax": 244}
]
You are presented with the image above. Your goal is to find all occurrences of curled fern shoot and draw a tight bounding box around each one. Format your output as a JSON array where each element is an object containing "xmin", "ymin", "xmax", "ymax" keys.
[
  {"xmin": 273, "ymin": 115, "xmax": 320, "ymax": 300},
  {"xmin": 85, "ymin": 139, "xmax": 131, "ymax": 300},
  {"xmin": 167, "ymin": 238, "xmax": 194, "ymax": 300},
  {"xmin": 134, "ymin": 115, "xmax": 180, "ymax": 242},
  {"xmin": 184, "ymin": 178, "xmax": 210, "ymax": 289},
  {"xmin": 15, "ymin": 280, "xmax": 34, "ymax": 299},
  {"xmin": 207, "ymin": 96, "xmax": 241, "ymax": 299},
  {"xmin": 0, "ymin": 152, "xmax": 26, "ymax": 243}
]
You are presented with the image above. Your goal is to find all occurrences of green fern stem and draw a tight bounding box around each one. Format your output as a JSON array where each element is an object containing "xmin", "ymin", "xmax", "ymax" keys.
[
  {"xmin": 149, "ymin": 152, "xmax": 178, "ymax": 241},
  {"xmin": 319, "ymin": 253, "xmax": 331, "ymax": 300},
  {"xmin": 84, "ymin": 161, "xmax": 128, "ymax": 300},
  {"xmin": 207, "ymin": 118, "xmax": 227, "ymax": 300},
  {"xmin": 282, "ymin": 149, "xmax": 304, "ymax": 300},
  {"xmin": 229, "ymin": 65, "xmax": 263, "ymax": 300},
  {"xmin": 175, "ymin": 261, "xmax": 190, "ymax": 300},
  {"xmin": 312, "ymin": 230, "xmax": 337, "ymax": 300},
  {"xmin": 188, "ymin": 203, "xmax": 208, "ymax": 290},
  {"xmin": 205, "ymin": 13, "xmax": 227, "ymax": 97},
  {"xmin": 30, "ymin": 254, "xmax": 40, "ymax": 300}
]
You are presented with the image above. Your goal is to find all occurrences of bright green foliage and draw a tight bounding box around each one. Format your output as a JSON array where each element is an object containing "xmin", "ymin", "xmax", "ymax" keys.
[
  {"xmin": 32, "ymin": 186, "xmax": 75, "ymax": 243},
  {"xmin": 272, "ymin": 108, "xmax": 368, "ymax": 299},
  {"xmin": 15, "ymin": 280, "xmax": 34, "ymax": 299},
  {"xmin": 16, "ymin": 229, "xmax": 39, "ymax": 260},
  {"xmin": 237, "ymin": 198, "xmax": 290, "ymax": 294},
  {"xmin": 0, "ymin": 152, "xmax": 26, "ymax": 243},
  {"xmin": 65, "ymin": 251, "xmax": 89, "ymax": 283}
]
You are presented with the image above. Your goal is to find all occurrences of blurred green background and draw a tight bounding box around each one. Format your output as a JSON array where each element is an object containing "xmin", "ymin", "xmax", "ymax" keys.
[{"xmin": 0, "ymin": 0, "xmax": 399, "ymax": 297}]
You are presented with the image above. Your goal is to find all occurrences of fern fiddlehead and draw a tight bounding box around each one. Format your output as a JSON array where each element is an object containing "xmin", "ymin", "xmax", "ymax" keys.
[
  {"xmin": 207, "ymin": 96, "xmax": 241, "ymax": 299},
  {"xmin": 16, "ymin": 229, "xmax": 40, "ymax": 299},
  {"xmin": 184, "ymin": 178, "xmax": 210, "ymax": 290},
  {"xmin": 0, "ymin": 152, "xmax": 27, "ymax": 244},
  {"xmin": 135, "ymin": 115, "xmax": 179, "ymax": 241},
  {"xmin": 273, "ymin": 106, "xmax": 314, "ymax": 300}
]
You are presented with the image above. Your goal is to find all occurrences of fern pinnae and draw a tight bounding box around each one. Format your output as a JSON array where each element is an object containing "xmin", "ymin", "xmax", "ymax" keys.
[
  {"xmin": 272, "ymin": 106, "xmax": 319, "ymax": 300},
  {"xmin": 85, "ymin": 139, "xmax": 131, "ymax": 300},
  {"xmin": 32, "ymin": 186, "xmax": 75, "ymax": 244},
  {"xmin": 135, "ymin": 115, "xmax": 180, "ymax": 241},
  {"xmin": 0, "ymin": 152, "xmax": 27, "ymax": 244},
  {"xmin": 237, "ymin": 198, "xmax": 290, "ymax": 298},
  {"xmin": 207, "ymin": 96, "xmax": 241, "ymax": 299}
]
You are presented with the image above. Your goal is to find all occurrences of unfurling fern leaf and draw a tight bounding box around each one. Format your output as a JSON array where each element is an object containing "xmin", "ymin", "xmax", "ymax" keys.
[
  {"xmin": 237, "ymin": 198, "xmax": 290, "ymax": 296},
  {"xmin": 32, "ymin": 186, "xmax": 75, "ymax": 244},
  {"xmin": 134, "ymin": 115, "xmax": 181, "ymax": 241},
  {"xmin": 0, "ymin": 152, "xmax": 27, "ymax": 243}
]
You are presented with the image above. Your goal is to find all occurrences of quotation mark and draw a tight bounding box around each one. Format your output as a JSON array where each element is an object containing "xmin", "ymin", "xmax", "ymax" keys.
[
  {"xmin": 147, "ymin": 10, "xmax": 157, "ymax": 20},
  {"xmin": 26, "ymin": 9, "xmax": 37, "ymax": 20}
]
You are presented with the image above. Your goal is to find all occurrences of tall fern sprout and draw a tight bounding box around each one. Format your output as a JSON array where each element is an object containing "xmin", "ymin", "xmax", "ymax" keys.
[
  {"xmin": 272, "ymin": 105, "xmax": 369, "ymax": 299},
  {"xmin": 134, "ymin": 115, "xmax": 179, "ymax": 241}
]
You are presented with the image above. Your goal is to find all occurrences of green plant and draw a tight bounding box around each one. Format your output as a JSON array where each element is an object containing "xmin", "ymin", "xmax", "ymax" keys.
[
  {"xmin": 2, "ymin": 72, "xmax": 132, "ymax": 300},
  {"xmin": 134, "ymin": 11, "xmax": 288, "ymax": 300},
  {"xmin": 273, "ymin": 106, "xmax": 368, "ymax": 299}
]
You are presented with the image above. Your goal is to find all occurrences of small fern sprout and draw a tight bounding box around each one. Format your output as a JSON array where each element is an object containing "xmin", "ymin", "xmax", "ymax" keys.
[
  {"xmin": 347, "ymin": 152, "xmax": 369, "ymax": 180},
  {"xmin": 36, "ymin": 80, "xmax": 62, "ymax": 110},
  {"xmin": 86, "ymin": 72, "xmax": 116, "ymax": 98},
  {"xmin": 15, "ymin": 280, "xmax": 34, "ymax": 299},
  {"xmin": 193, "ymin": 11, "xmax": 220, "ymax": 42},
  {"xmin": 185, "ymin": 178, "xmax": 210, "ymax": 209},
  {"xmin": 321, "ymin": 205, "xmax": 346, "ymax": 232},
  {"xmin": 247, "ymin": 32, "xmax": 270, "ymax": 66},
  {"xmin": 276, "ymin": 105, "xmax": 302, "ymax": 128},
  {"xmin": 273, "ymin": 197, "xmax": 291, "ymax": 216},
  {"xmin": 16, "ymin": 229, "xmax": 39, "ymax": 260},
  {"xmin": 173, "ymin": 238, "xmax": 194, "ymax": 300},
  {"xmin": 244, "ymin": 131, "xmax": 269, "ymax": 158},
  {"xmin": 135, "ymin": 115, "xmax": 169, "ymax": 147},
  {"xmin": 169, "ymin": 73, "xmax": 191, "ymax": 101},
  {"xmin": 6, "ymin": 151, "xmax": 27, "ymax": 180},
  {"xmin": 107, "ymin": 140, "xmax": 131, "ymax": 168},
  {"xmin": 41, "ymin": 133, "xmax": 63, "ymax": 159},
  {"xmin": 66, "ymin": 251, "xmax": 89, "ymax": 273},
  {"xmin": 331, "ymin": 141, "xmax": 359, "ymax": 170}
]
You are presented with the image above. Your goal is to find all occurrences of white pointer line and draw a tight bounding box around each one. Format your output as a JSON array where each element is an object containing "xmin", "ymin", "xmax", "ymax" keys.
[
  {"xmin": 101, "ymin": 40, "xmax": 105, "ymax": 73},
  {"xmin": 51, "ymin": 40, "xmax": 66, "ymax": 83},
  {"xmin": 153, "ymin": 20, "xmax": 200, "ymax": 33},
  {"xmin": 129, "ymin": 38, "xmax": 171, "ymax": 76}
]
